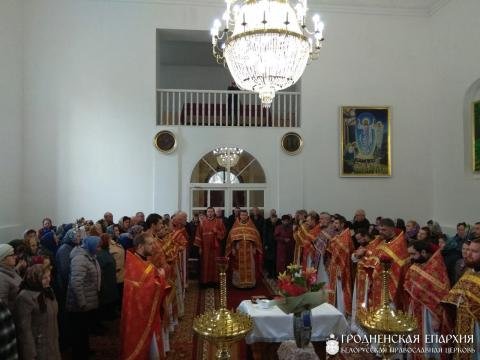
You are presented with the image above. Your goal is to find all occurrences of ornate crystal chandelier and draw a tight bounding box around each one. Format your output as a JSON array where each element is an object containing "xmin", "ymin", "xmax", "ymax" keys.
[
  {"xmin": 213, "ymin": 146, "xmax": 244, "ymax": 168},
  {"xmin": 211, "ymin": 0, "xmax": 325, "ymax": 108}
]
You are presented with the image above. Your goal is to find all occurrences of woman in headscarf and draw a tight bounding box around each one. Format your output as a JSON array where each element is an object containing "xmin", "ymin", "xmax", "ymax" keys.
[
  {"xmin": 66, "ymin": 236, "xmax": 101, "ymax": 360},
  {"xmin": 97, "ymin": 234, "xmax": 118, "ymax": 320},
  {"xmin": 15, "ymin": 264, "xmax": 61, "ymax": 360},
  {"xmin": 54, "ymin": 227, "xmax": 81, "ymax": 350},
  {"xmin": 118, "ymin": 224, "xmax": 143, "ymax": 250},
  {"xmin": 39, "ymin": 230, "xmax": 58, "ymax": 258},
  {"xmin": 405, "ymin": 220, "xmax": 420, "ymax": 244}
]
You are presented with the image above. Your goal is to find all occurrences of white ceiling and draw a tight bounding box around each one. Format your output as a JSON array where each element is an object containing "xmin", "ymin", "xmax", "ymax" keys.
[
  {"xmin": 156, "ymin": 0, "xmax": 449, "ymax": 44},
  {"xmin": 113, "ymin": 0, "xmax": 449, "ymax": 16},
  {"xmin": 308, "ymin": 0, "xmax": 449, "ymax": 16},
  {"xmin": 312, "ymin": 0, "xmax": 442, "ymax": 9}
]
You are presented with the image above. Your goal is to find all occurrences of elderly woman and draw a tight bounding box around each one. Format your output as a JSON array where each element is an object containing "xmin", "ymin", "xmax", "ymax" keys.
[
  {"xmin": 66, "ymin": 236, "xmax": 101, "ymax": 360},
  {"xmin": 15, "ymin": 264, "xmax": 61, "ymax": 360},
  {"xmin": 0, "ymin": 244, "xmax": 24, "ymax": 312}
]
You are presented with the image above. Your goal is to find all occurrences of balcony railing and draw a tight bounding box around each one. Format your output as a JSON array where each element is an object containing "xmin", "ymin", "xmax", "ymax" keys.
[{"xmin": 156, "ymin": 89, "xmax": 300, "ymax": 127}]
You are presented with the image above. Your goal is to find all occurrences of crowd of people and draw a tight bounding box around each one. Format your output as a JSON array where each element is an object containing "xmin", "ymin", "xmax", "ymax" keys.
[
  {"xmin": 0, "ymin": 207, "xmax": 479, "ymax": 359},
  {"xmin": 0, "ymin": 211, "xmax": 190, "ymax": 360},
  {"xmin": 281, "ymin": 210, "xmax": 480, "ymax": 359}
]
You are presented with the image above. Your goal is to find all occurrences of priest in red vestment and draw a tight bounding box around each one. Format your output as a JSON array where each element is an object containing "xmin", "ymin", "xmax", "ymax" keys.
[
  {"xmin": 358, "ymin": 218, "xmax": 409, "ymax": 311},
  {"xmin": 299, "ymin": 211, "xmax": 322, "ymax": 270},
  {"xmin": 225, "ymin": 210, "xmax": 263, "ymax": 288},
  {"xmin": 121, "ymin": 233, "xmax": 169, "ymax": 360},
  {"xmin": 194, "ymin": 207, "xmax": 226, "ymax": 285},
  {"xmin": 326, "ymin": 215, "xmax": 354, "ymax": 316},
  {"xmin": 404, "ymin": 242, "xmax": 451, "ymax": 360},
  {"xmin": 442, "ymin": 238, "xmax": 480, "ymax": 360}
]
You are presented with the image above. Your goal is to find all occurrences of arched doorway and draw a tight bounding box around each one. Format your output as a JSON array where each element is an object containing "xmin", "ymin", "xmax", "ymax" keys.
[{"xmin": 190, "ymin": 148, "xmax": 266, "ymax": 218}]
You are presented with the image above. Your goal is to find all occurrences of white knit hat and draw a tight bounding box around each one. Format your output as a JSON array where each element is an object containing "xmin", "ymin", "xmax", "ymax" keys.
[{"xmin": 0, "ymin": 244, "xmax": 14, "ymax": 262}]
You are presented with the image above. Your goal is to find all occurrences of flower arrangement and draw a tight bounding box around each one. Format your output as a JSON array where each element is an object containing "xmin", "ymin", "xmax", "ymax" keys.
[
  {"xmin": 278, "ymin": 264, "xmax": 323, "ymax": 297},
  {"xmin": 275, "ymin": 264, "xmax": 326, "ymax": 314}
]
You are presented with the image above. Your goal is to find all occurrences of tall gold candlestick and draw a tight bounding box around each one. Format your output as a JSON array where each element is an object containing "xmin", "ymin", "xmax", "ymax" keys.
[
  {"xmin": 193, "ymin": 257, "xmax": 253, "ymax": 360},
  {"xmin": 357, "ymin": 258, "xmax": 417, "ymax": 360}
]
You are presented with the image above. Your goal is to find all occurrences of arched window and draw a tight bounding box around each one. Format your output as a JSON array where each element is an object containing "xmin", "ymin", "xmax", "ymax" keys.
[
  {"xmin": 190, "ymin": 148, "xmax": 266, "ymax": 217},
  {"xmin": 190, "ymin": 149, "xmax": 266, "ymax": 184}
]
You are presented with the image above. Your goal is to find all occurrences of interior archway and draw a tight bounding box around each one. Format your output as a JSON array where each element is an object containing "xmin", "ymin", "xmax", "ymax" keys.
[{"xmin": 190, "ymin": 148, "xmax": 266, "ymax": 218}]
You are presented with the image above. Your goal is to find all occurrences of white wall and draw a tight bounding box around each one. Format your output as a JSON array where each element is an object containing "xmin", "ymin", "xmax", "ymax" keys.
[
  {"xmin": 298, "ymin": 12, "xmax": 433, "ymax": 223},
  {"xmin": 22, "ymin": 0, "xmax": 228, "ymax": 228},
  {"xmin": 19, "ymin": 0, "xmax": 443, "ymax": 230},
  {"xmin": 430, "ymin": 0, "xmax": 480, "ymax": 231},
  {"xmin": 0, "ymin": 0, "xmax": 24, "ymax": 242}
]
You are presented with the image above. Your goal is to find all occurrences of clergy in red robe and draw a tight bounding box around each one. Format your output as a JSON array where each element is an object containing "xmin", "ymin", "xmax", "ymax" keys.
[
  {"xmin": 404, "ymin": 243, "xmax": 451, "ymax": 360},
  {"xmin": 300, "ymin": 211, "xmax": 322, "ymax": 270},
  {"xmin": 351, "ymin": 229, "xmax": 381, "ymax": 332},
  {"xmin": 293, "ymin": 210, "xmax": 307, "ymax": 265},
  {"xmin": 274, "ymin": 215, "xmax": 294, "ymax": 274},
  {"xmin": 326, "ymin": 215, "xmax": 354, "ymax": 316},
  {"xmin": 225, "ymin": 210, "xmax": 263, "ymax": 288},
  {"xmin": 121, "ymin": 234, "xmax": 169, "ymax": 360},
  {"xmin": 442, "ymin": 238, "xmax": 480, "ymax": 360},
  {"xmin": 358, "ymin": 218, "xmax": 409, "ymax": 311},
  {"xmin": 171, "ymin": 212, "xmax": 189, "ymax": 317},
  {"xmin": 194, "ymin": 207, "xmax": 226, "ymax": 285}
]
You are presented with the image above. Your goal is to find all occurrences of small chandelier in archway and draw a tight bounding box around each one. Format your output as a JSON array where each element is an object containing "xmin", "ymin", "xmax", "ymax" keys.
[
  {"xmin": 213, "ymin": 146, "xmax": 244, "ymax": 168},
  {"xmin": 211, "ymin": 0, "xmax": 325, "ymax": 108}
]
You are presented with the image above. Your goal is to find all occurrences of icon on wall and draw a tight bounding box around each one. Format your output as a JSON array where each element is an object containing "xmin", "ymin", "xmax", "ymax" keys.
[
  {"xmin": 281, "ymin": 132, "xmax": 303, "ymax": 155},
  {"xmin": 153, "ymin": 130, "xmax": 177, "ymax": 154},
  {"xmin": 340, "ymin": 106, "xmax": 391, "ymax": 177}
]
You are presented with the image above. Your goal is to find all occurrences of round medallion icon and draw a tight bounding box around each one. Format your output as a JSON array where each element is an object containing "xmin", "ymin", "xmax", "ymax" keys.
[{"xmin": 326, "ymin": 334, "xmax": 340, "ymax": 355}]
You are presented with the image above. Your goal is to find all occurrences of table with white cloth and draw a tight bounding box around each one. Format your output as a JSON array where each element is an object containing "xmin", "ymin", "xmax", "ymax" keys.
[{"xmin": 237, "ymin": 301, "xmax": 349, "ymax": 360}]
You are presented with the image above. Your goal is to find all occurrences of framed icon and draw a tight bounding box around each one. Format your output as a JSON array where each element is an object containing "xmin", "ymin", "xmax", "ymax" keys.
[
  {"xmin": 153, "ymin": 130, "xmax": 177, "ymax": 154},
  {"xmin": 281, "ymin": 132, "xmax": 303, "ymax": 155},
  {"xmin": 340, "ymin": 106, "xmax": 391, "ymax": 177},
  {"xmin": 473, "ymin": 100, "xmax": 480, "ymax": 172}
]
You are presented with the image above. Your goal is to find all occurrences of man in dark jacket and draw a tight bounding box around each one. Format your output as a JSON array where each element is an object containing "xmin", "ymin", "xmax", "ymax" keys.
[
  {"xmin": 251, "ymin": 207, "xmax": 265, "ymax": 239},
  {"xmin": 263, "ymin": 209, "xmax": 279, "ymax": 277},
  {"xmin": 227, "ymin": 207, "xmax": 241, "ymax": 232},
  {"xmin": 351, "ymin": 209, "xmax": 370, "ymax": 233}
]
